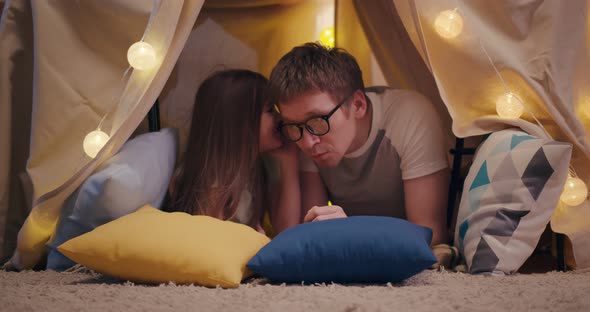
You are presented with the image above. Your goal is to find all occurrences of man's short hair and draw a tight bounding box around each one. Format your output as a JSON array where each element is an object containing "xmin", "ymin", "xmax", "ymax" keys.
[{"xmin": 269, "ymin": 42, "xmax": 365, "ymax": 105}]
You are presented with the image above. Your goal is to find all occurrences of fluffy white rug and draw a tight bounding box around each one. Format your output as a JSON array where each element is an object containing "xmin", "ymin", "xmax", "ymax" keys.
[{"xmin": 2, "ymin": 269, "xmax": 589, "ymax": 312}]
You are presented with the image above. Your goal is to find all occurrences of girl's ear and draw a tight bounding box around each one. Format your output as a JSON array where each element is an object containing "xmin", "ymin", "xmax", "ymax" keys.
[{"xmin": 351, "ymin": 90, "xmax": 368, "ymax": 119}]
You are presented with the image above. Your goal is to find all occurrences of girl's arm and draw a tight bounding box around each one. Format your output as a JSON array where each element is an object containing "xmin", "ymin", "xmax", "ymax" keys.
[{"xmin": 268, "ymin": 144, "xmax": 301, "ymax": 234}]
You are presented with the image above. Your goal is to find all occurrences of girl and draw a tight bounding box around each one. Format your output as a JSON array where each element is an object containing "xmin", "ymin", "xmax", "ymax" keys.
[{"xmin": 166, "ymin": 69, "xmax": 300, "ymax": 234}]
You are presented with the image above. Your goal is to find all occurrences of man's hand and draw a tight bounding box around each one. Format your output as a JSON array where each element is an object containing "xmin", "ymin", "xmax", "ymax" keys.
[{"xmin": 303, "ymin": 205, "xmax": 347, "ymax": 222}]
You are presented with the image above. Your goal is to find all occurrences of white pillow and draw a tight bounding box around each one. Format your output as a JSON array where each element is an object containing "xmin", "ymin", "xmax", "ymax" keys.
[
  {"xmin": 454, "ymin": 129, "xmax": 571, "ymax": 274},
  {"xmin": 46, "ymin": 128, "xmax": 178, "ymax": 270}
]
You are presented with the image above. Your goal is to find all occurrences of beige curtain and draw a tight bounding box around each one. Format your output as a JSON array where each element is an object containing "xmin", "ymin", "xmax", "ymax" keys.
[
  {"xmin": 386, "ymin": 0, "xmax": 590, "ymax": 268},
  {"xmin": 3, "ymin": 0, "xmax": 204, "ymax": 270},
  {"xmin": 0, "ymin": 0, "xmax": 34, "ymax": 264},
  {"xmin": 349, "ymin": 0, "xmax": 456, "ymax": 163},
  {"xmin": 335, "ymin": 0, "xmax": 375, "ymax": 87}
]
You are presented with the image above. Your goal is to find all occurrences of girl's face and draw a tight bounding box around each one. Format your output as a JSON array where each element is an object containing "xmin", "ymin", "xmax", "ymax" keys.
[{"xmin": 259, "ymin": 105, "xmax": 283, "ymax": 153}]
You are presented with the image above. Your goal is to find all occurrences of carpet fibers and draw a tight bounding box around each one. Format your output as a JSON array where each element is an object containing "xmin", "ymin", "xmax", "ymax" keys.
[{"xmin": 2, "ymin": 269, "xmax": 589, "ymax": 312}]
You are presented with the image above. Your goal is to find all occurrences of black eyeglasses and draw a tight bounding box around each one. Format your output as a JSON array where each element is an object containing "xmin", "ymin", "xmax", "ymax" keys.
[{"xmin": 278, "ymin": 91, "xmax": 356, "ymax": 142}]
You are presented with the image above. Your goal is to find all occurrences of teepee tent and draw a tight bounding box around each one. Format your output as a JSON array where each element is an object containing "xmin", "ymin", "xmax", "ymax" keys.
[{"xmin": 1, "ymin": 0, "xmax": 589, "ymax": 271}]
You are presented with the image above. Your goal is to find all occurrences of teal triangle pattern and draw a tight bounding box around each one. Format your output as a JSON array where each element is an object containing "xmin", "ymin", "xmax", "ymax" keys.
[
  {"xmin": 459, "ymin": 220, "xmax": 469, "ymax": 242},
  {"xmin": 458, "ymin": 220, "xmax": 469, "ymax": 251},
  {"xmin": 510, "ymin": 135, "xmax": 535, "ymax": 150},
  {"xmin": 470, "ymin": 161, "xmax": 490, "ymax": 191}
]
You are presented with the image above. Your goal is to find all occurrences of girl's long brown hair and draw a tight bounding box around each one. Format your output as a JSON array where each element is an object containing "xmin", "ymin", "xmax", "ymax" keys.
[{"xmin": 166, "ymin": 69, "xmax": 268, "ymax": 227}]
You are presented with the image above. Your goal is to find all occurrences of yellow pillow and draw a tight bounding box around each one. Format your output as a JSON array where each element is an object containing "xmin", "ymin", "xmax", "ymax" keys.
[{"xmin": 58, "ymin": 205, "xmax": 270, "ymax": 288}]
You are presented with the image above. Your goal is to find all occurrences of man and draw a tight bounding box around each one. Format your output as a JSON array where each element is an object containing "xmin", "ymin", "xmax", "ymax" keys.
[{"xmin": 269, "ymin": 43, "xmax": 450, "ymax": 245}]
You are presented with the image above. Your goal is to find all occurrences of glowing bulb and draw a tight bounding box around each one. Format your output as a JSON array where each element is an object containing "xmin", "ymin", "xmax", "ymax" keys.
[
  {"xmin": 127, "ymin": 41, "xmax": 157, "ymax": 70},
  {"xmin": 319, "ymin": 27, "xmax": 335, "ymax": 48},
  {"xmin": 83, "ymin": 130, "xmax": 110, "ymax": 158},
  {"xmin": 434, "ymin": 9, "xmax": 464, "ymax": 39},
  {"xmin": 560, "ymin": 176, "xmax": 588, "ymax": 206},
  {"xmin": 496, "ymin": 92, "xmax": 524, "ymax": 119}
]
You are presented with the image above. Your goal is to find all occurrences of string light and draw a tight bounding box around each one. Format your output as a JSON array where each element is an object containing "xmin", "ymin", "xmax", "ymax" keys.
[
  {"xmin": 127, "ymin": 41, "xmax": 157, "ymax": 70},
  {"xmin": 81, "ymin": 0, "xmax": 162, "ymax": 157},
  {"xmin": 561, "ymin": 176, "xmax": 588, "ymax": 207},
  {"xmin": 319, "ymin": 27, "xmax": 335, "ymax": 48},
  {"xmin": 83, "ymin": 130, "xmax": 110, "ymax": 158},
  {"xmin": 479, "ymin": 35, "xmax": 587, "ymax": 208},
  {"xmin": 434, "ymin": 9, "xmax": 463, "ymax": 39},
  {"xmin": 476, "ymin": 40, "xmax": 527, "ymax": 121},
  {"xmin": 496, "ymin": 92, "xmax": 524, "ymax": 119},
  {"xmin": 80, "ymin": 67, "xmax": 131, "ymax": 159}
]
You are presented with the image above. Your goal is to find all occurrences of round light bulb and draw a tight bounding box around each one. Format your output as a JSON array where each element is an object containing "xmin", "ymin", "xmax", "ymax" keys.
[
  {"xmin": 83, "ymin": 130, "xmax": 110, "ymax": 158},
  {"xmin": 560, "ymin": 176, "xmax": 588, "ymax": 206},
  {"xmin": 496, "ymin": 92, "xmax": 524, "ymax": 119},
  {"xmin": 127, "ymin": 41, "xmax": 157, "ymax": 70},
  {"xmin": 319, "ymin": 26, "xmax": 335, "ymax": 48},
  {"xmin": 434, "ymin": 9, "xmax": 464, "ymax": 39}
]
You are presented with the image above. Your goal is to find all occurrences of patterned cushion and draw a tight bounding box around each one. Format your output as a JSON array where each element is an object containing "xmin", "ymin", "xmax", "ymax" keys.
[{"xmin": 454, "ymin": 129, "xmax": 572, "ymax": 274}]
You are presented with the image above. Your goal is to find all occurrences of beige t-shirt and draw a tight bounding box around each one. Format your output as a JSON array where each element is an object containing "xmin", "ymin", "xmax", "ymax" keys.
[{"xmin": 300, "ymin": 87, "xmax": 448, "ymax": 218}]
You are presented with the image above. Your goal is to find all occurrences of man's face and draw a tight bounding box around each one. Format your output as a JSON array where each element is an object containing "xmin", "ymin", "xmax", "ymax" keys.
[{"xmin": 279, "ymin": 92, "xmax": 356, "ymax": 167}]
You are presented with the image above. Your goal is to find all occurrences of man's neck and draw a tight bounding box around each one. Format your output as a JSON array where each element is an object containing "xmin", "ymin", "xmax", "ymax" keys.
[{"xmin": 348, "ymin": 99, "xmax": 373, "ymax": 153}]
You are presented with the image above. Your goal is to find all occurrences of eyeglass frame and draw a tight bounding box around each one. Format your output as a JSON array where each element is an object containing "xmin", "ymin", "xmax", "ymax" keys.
[{"xmin": 277, "ymin": 91, "xmax": 357, "ymax": 142}]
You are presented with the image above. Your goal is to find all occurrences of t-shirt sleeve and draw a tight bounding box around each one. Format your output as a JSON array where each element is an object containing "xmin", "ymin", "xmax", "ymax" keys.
[
  {"xmin": 298, "ymin": 149, "xmax": 319, "ymax": 173},
  {"xmin": 386, "ymin": 90, "xmax": 449, "ymax": 180}
]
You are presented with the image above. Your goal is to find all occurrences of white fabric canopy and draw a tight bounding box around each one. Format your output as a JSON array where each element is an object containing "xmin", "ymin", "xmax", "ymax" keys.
[{"xmin": 2, "ymin": 0, "xmax": 204, "ymax": 269}]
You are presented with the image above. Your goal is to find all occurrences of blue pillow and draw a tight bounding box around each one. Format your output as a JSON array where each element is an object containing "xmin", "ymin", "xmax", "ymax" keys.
[
  {"xmin": 247, "ymin": 216, "xmax": 436, "ymax": 284},
  {"xmin": 46, "ymin": 128, "xmax": 178, "ymax": 271}
]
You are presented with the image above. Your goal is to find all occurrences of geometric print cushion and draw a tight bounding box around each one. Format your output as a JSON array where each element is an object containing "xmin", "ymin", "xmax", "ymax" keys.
[{"xmin": 454, "ymin": 129, "xmax": 572, "ymax": 274}]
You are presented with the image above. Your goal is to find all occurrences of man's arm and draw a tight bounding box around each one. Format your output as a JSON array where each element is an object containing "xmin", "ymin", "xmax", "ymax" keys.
[
  {"xmin": 300, "ymin": 172, "xmax": 329, "ymax": 221},
  {"xmin": 403, "ymin": 168, "xmax": 450, "ymax": 246}
]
